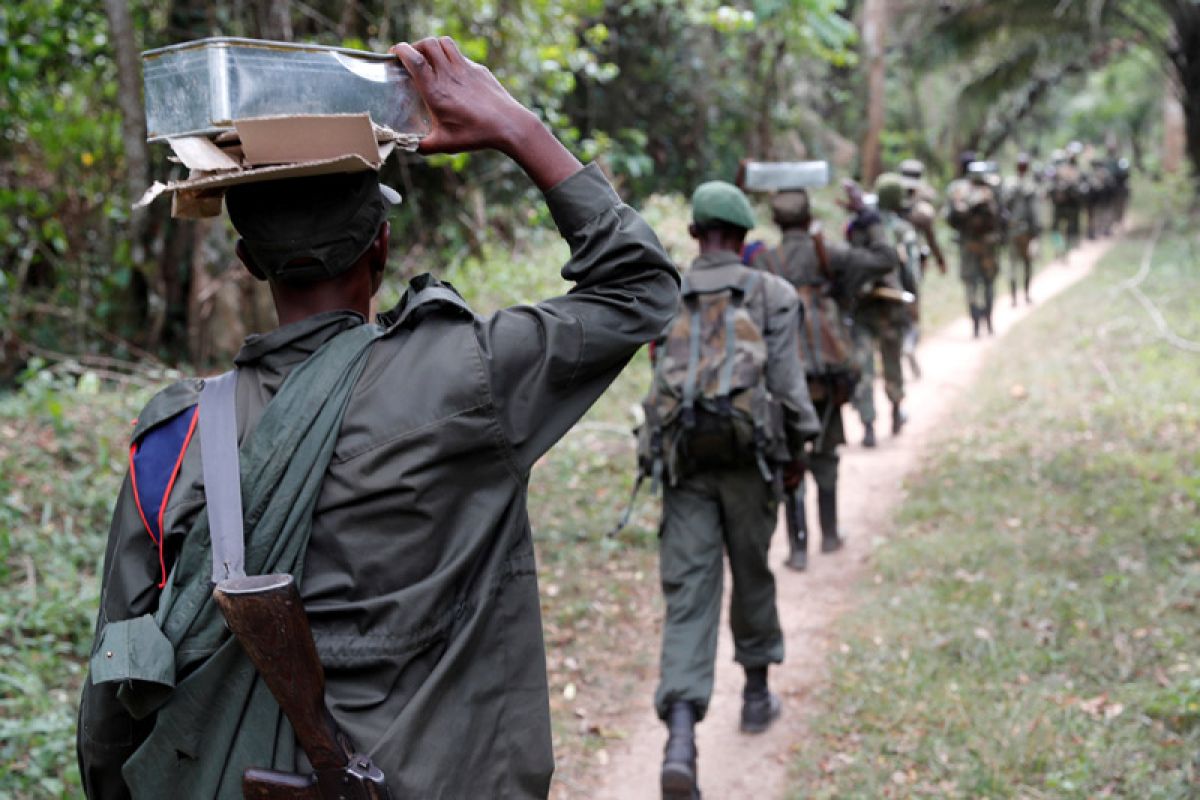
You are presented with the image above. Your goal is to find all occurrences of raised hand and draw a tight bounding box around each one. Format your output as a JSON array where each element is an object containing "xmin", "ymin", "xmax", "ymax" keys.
[{"xmin": 391, "ymin": 36, "xmax": 581, "ymax": 191}]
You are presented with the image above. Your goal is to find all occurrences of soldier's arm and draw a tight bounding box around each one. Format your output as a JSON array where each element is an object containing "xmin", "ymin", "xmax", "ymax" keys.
[
  {"xmin": 77, "ymin": 476, "xmax": 161, "ymax": 800},
  {"xmin": 762, "ymin": 277, "xmax": 821, "ymax": 455},
  {"xmin": 394, "ymin": 37, "xmax": 680, "ymax": 470},
  {"xmin": 828, "ymin": 218, "xmax": 897, "ymax": 302}
]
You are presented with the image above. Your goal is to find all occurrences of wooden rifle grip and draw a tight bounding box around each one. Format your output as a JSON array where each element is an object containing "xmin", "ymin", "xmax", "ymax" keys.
[
  {"xmin": 810, "ymin": 223, "xmax": 831, "ymax": 279},
  {"xmin": 213, "ymin": 574, "xmax": 349, "ymax": 772}
]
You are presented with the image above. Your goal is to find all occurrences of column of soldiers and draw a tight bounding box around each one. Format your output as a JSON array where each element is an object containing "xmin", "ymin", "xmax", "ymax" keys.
[
  {"xmin": 77, "ymin": 34, "xmax": 1139, "ymax": 800},
  {"xmin": 642, "ymin": 144, "xmax": 1130, "ymax": 798},
  {"xmin": 1046, "ymin": 141, "xmax": 1130, "ymax": 258}
]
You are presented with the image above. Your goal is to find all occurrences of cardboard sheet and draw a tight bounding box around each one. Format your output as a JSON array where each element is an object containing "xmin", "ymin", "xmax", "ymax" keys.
[{"xmin": 136, "ymin": 113, "xmax": 410, "ymax": 218}]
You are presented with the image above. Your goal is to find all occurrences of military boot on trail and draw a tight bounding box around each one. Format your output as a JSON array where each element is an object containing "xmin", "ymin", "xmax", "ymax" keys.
[
  {"xmin": 661, "ymin": 701, "xmax": 700, "ymax": 800},
  {"xmin": 784, "ymin": 493, "xmax": 808, "ymax": 572},
  {"xmin": 862, "ymin": 422, "xmax": 877, "ymax": 448},
  {"xmin": 739, "ymin": 667, "xmax": 781, "ymax": 734},
  {"xmin": 818, "ymin": 488, "xmax": 845, "ymax": 553},
  {"xmin": 891, "ymin": 402, "xmax": 907, "ymax": 435}
]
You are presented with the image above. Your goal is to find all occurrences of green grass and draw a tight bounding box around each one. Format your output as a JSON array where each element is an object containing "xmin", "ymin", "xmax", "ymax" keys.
[
  {"xmin": 0, "ymin": 369, "xmax": 151, "ymax": 797},
  {"xmin": 793, "ymin": 224, "xmax": 1200, "ymax": 798}
]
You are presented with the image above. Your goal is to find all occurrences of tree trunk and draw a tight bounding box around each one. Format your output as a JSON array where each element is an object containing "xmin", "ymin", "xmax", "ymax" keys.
[
  {"xmin": 102, "ymin": 0, "xmax": 150, "ymax": 257},
  {"xmin": 860, "ymin": 0, "xmax": 888, "ymax": 184},
  {"xmin": 1169, "ymin": 5, "xmax": 1200, "ymax": 180},
  {"xmin": 1163, "ymin": 85, "xmax": 1186, "ymax": 175}
]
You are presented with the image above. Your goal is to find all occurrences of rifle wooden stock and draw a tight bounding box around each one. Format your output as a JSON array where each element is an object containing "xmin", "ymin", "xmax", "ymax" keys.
[
  {"xmin": 213, "ymin": 574, "xmax": 349, "ymax": 770},
  {"xmin": 214, "ymin": 575, "xmax": 392, "ymax": 799}
]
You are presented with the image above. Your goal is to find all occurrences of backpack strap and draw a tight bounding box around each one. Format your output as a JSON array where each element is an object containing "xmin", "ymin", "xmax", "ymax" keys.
[
  {"xmin": 198, "ymin": 370, "xmax": 246, "ymax": 583},
  {"xmin": 716, "ymin": 272, "xmax": 758, "ymax": 414},
  {"xmin": 680, "ymin": 301, "xmax": 703, "ymax": 429}
]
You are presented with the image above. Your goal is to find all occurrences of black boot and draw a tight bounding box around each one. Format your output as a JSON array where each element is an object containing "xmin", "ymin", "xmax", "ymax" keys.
[
  {"xmin": 985, "ymin": 308, "xmax": 994, "ymax": 336},
  {"xmin": 891, "ymin": 402, "xmax": 907, "ymax": 435},
  {"xmin": 1010, "ymin": 280, "xmax": 1018, "ymax": 308},
  {"xmin": 740, "ymin": 667, "xmax": 781, "ymax": 734},
  {"xmin": 862, "ymin": 422, "xmax": 877, "ymax": 448},
  {"xmin": 818, "ymin": 488, "xmax": 845, "ymax": 553},
  {"xmin": 661, "ymin": 701, "xmax": 700, "ymax": 799},
  {"xmin": 784, "ymin": 491, "xmax": 808, "ymax": 572},
  {"xmin": 1025, "ymin": 271, "xmax": 1033, "ymax": 305},
  {"xmin": 970, "ymin": 305, "xmax": 981, "ymax": 338}
]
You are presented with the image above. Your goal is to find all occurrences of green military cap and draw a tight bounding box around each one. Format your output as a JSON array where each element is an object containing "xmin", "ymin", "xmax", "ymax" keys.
[
  {"xmin": 691, "ymin": 180, "xmax": 756, "ymax": 231},
  {"xmin": 226, "ymin": 170, "xmax": 401, "ymax": 283},
  {"xmin": 873, "ymin": 172, "xmax": 907, "ymax": 213}
]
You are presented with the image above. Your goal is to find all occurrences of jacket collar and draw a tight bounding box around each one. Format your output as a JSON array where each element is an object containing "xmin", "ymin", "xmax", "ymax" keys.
[
  {"xmin": 234, "ymin": 310, "xmax": 365, "ymax": 370},
  {"xmin": 689, "ymin": 250, "xmax": 744, "ymax": 272}
]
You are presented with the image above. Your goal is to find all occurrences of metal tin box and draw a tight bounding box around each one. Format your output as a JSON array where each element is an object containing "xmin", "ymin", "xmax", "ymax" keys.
[{"xmin": 142, "ymin": 37, "xmax": 431, "ymax": 142}]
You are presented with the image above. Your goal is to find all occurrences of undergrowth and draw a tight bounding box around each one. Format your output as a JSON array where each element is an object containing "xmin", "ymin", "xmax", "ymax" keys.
[{"xmin": 794, "ymin": 224, "xmax": 1200, "ymax": 798}]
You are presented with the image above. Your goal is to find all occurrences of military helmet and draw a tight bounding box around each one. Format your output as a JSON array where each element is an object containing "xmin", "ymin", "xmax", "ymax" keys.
[
  {"xmin": 899, "ymin": 159, "xmax": 925, "ymax": 179},
  {"xmin": 873, "ymin": 172, "xmax": 907, "ymax": 213}
]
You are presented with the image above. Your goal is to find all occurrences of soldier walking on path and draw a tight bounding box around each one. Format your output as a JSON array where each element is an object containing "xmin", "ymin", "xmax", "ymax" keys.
[
  {"xmin": 946, "ymin": 153, "xmax": 1005, "ymax": 337},
  {"xmin": 846, "ymin": 180, "xmax": 909, "ymax": 446},
  {"xmin": 1048, "ymin": 144, "xmax": 1086, "ymax": 257},
  {"xmin": 745, "ymin": 189, "xmax": 895, "ymax": 570},
  {"xmin": 1004, "ymin": 152, "xmax": 1042, "ymax": 305},
  {"xmin": 641, "ymin": 182, "xmax": 819, "ymax": 800},
  {"xmin": 76, "ymin": 36, "xmax": 679, "ymax": 800},
  {"xmin": 897, "ymin": 158, "xmax": 948, "ymax": 379}
]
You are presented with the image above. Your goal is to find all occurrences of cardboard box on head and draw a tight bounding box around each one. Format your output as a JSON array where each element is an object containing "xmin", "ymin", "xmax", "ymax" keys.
[{"xmin": 137, "ymin": 38, "xmax": 426, "ymax": 219}]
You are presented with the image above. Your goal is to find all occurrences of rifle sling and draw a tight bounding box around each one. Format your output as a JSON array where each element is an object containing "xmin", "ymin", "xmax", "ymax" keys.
[{"xmin": 198, "ymin": 371, "xmax": 246, "ymax": 583}]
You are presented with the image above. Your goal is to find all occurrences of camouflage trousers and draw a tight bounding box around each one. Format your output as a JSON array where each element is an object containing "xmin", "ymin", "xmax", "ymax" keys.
[
  {"xmin": 851, "ymin": 305, "xmax": 905, "ymax": 426},
  {"xmin": 655, "ymin": 467, "xmax": 783, "ymax": 721},
  {"xmin": 1009, "ymin": 233, "xmax": 1036, "ymax": 298},
  {"xmin": 959, "ymin": 240, "xmax": 1000, "ymax": 315}
]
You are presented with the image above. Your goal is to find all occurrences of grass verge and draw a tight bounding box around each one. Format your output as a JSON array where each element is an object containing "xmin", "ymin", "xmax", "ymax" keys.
[{"xmin": 793, "ymin": 223, "xmax": 1200, "ymax": 798}]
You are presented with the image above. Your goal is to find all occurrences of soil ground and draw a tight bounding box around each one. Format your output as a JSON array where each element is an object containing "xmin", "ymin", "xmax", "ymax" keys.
[{"xmin": 590, "ymin": 237, "xmax": 1113, "ymax": 800}]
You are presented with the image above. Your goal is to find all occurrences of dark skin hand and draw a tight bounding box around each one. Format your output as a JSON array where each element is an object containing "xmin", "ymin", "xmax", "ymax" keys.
[
  {"xmin": 391, "ymin": 37, "xmax": 582, "ymax": 192},
  {"xmin": 242, "ymin": 36, "xmax": 582, "ymax": 326}
]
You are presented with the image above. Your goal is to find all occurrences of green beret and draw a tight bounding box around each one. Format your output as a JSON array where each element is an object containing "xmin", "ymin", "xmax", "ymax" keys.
[{"xmin": 691, "ymin": 181, "xmax": 756, "ymax": 231}]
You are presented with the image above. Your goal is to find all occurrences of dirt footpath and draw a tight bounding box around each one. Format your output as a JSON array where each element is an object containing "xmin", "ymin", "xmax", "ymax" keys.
[{"xmin": 591, "ymin": 239, "xmax": 1111, "ymax": 800}]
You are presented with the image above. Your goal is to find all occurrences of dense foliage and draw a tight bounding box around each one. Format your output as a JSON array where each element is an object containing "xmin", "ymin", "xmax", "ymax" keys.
[{"xmin": 1, "ymin": 0, "xmax": 1192, "ymax": 372}]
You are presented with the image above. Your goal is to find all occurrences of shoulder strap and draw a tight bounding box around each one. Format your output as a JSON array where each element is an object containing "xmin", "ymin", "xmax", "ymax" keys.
[{"xmin": 198, "ymin": 370, "xmax": 245, "ymax": 583}]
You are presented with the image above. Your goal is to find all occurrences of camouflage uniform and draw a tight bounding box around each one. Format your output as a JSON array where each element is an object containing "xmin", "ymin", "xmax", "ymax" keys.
[
  {"xmin": 1003, "ymin": 167, "xmax": 1041, "ymax": 305},
  {"xmin": 1086, "ymin": 158, "xmax": 1116, "ymax": 237},
  {"xmin": 1048, "ymin": 154, "xmax": 1085, "ymax": 255},
  {"xmin": 946, "ymin": 171, "xmax": 1004, "ymax": 335},
  {"xmin": 848, "ymin": 177, "xmax": 913, "ymax": 435},
  {"xmin": 651, "ymin": 185, "xmax": 818, "ymax": 800},
  {"xmin": 654, "ymin": 249, "xmax": 818, "ymax": 721},
  {"xmin": 751, "ymin": 224, "xmax": 893, "ymax": 492}
]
